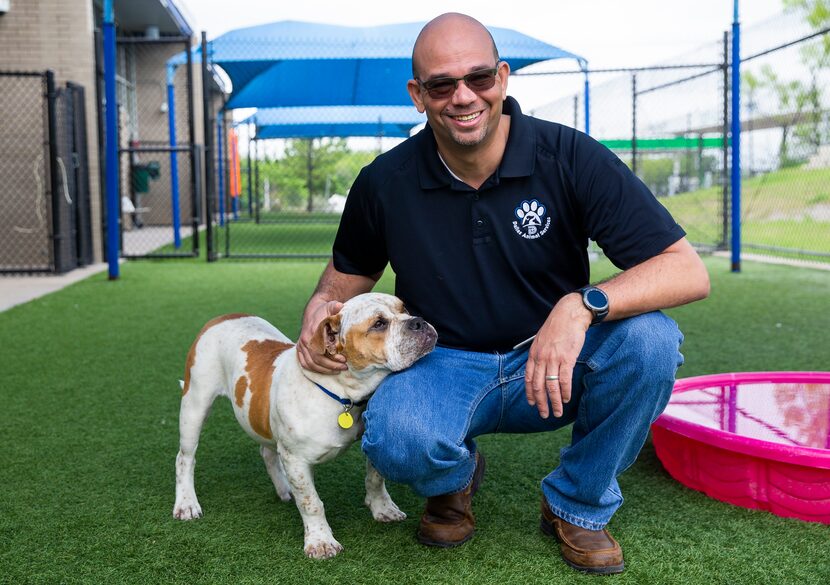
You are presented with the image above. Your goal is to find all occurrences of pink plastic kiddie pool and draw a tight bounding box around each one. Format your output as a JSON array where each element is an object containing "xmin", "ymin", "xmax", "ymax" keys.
[{"xmin": 651, "ymin": 371, "xmax": 830, "ymax": 524}]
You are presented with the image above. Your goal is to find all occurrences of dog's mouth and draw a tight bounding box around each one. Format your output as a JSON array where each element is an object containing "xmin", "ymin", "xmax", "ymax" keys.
[{"xmin": 388, "ymin": 322, "xmax": 437, "ymax": 371}]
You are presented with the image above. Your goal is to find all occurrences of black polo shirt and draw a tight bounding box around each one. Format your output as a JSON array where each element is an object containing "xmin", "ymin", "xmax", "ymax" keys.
[{"xmin": 333, "ymin": 96, "xmax": 685, "ymax": 352}]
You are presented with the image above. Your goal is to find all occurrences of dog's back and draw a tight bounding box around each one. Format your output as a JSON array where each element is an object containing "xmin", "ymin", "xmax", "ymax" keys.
[{"xmin": 182, "ymin": 314, "xmax": 294, "ymax": 446}]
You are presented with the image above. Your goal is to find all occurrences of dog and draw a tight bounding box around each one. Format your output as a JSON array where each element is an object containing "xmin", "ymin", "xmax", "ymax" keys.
[{"xmin": 173, "ymin": 292, "xmax": 437, "ymax": 559}]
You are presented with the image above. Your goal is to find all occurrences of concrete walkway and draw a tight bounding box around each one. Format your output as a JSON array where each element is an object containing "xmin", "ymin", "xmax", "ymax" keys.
[{"xmin": 0, "ymin": 262, "xmax": 110, "ymax": 313}]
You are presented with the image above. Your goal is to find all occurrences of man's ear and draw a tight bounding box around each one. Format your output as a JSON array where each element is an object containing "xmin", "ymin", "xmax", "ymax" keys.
[
  {"xmin": 497, "ymin": 60, "xmax": 510, "ymax": 100},
  {"xmin": 407, "ymin": 79, "xmax": 426, "ymax": 113},
  {"xmin": 309, "ymin": 313, "xmax": 342, "ymax": 357}
]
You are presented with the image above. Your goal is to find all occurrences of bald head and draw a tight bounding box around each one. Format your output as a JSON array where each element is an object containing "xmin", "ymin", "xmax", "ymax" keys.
[{"xmin": 411, "ymin": 13, "xmax": 500, "ymax": 79}]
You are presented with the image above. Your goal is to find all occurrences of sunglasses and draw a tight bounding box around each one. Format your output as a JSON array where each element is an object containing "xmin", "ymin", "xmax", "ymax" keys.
[{"xmin": 416, "ymin": 65, "xmax": 500, "ymax": 99}]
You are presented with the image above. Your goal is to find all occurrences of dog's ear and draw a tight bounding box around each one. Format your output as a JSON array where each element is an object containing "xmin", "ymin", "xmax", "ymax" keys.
[{"xmin": 310, "ymin": 313, "xmax": 343, "ymax": 357}]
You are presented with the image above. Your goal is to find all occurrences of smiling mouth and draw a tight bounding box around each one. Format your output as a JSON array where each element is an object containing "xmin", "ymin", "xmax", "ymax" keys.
[{"xmin": 449, "ymin": 111, "xmax": 482, "ymax": 122}]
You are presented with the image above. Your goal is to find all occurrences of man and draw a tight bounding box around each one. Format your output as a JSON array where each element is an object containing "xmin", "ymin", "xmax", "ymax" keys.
[{"xmin": 297, "ymin": 13, "xmax": 709, "ymax": 575}]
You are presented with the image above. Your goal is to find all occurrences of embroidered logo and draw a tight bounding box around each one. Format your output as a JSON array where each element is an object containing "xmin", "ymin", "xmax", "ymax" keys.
[{"xmin": 513, "ymin": 199, "xmax": 551, "ymax": 240}]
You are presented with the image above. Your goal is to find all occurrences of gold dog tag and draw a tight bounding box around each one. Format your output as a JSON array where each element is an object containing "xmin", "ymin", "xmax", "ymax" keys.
[{"xmin": 338, "ymin": 411, "xmax": 354, "ymax": 429}]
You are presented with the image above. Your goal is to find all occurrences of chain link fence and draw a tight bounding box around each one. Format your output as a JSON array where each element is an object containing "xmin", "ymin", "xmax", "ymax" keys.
[
  {"xmin": 737, "ymin": 10, "xmax": 830, "ymax": 263},
  {"xmin": 0, "ymin": 71, "xmax": 92, "ymax": 274},
  {"xmin": 114, "ymin": 36, "xmax": 199, "ymax": 258},
  {"xmin": 533, "ymin": 9, "xmax": 829, "ymax": 265},
  {"xmin": 193, "ymin": 9, "xmax": 830, "ymax": 265}
]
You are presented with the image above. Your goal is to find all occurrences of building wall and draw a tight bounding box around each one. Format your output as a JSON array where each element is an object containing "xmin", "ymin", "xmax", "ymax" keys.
[{"xmin": 0, "ymin": 0, "xmax": 103, "ymax": 263}]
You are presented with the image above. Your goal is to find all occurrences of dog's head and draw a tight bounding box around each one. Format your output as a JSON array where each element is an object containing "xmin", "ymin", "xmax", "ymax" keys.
[{"xmin": 310, "ymin": 293, "xmax": 437, "ymax": 373}]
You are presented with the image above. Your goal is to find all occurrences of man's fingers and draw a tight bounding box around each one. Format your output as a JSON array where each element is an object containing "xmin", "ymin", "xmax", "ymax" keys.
[
  {"xmin": 530, "ymin": 360, "xmax": 552, "ymax": 419},
  {"xmin": 558, "ymin": 363, "xmax": 574, "ymax": 404},
  {"xmin": 297, "ymin": 343, "xmax": 346, "ymax": 374},
  {"xmin": 545, "ymin": 375, "xmax": 564, "ymax": 418}
]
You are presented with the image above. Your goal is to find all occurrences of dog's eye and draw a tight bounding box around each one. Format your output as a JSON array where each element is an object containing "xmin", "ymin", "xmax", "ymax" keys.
[{"xmin": 371, "ymin": 318, "xmax": 388, "ymax": 331}]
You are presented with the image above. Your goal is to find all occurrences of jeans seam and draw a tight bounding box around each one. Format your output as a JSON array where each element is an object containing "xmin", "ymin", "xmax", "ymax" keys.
[
  {"xmin": 456, "ymin": 378, "xmax": 502, "ymax": 448},
  {"xmin": 494, "ymin": 372, "xmax": 526, "ymax": 433}
]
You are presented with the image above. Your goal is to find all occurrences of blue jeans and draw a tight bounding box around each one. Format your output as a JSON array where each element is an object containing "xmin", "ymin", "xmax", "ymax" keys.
[{"xmin": 361, "ymin": 311, "xmax": 684, "ymax": 530}]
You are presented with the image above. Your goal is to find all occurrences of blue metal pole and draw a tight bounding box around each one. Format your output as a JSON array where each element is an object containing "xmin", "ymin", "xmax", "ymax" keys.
[
  {"xmin": 731, "ymin": 1, "xmax": 742, "ymax": 272},
  {"xmin": 583, "ymin": 62, "xmax": 591, "ymax": 136},
  {"xmin": 166, "ymin": 65, "xmax": 182, "ymax": 248},
  {"xmin": 216, "ymin": 113, "xmax": 225, "ymax": 227},
  {"xmin": 103, "ymin": 0, "xmax": 119, "ymax": 279}
]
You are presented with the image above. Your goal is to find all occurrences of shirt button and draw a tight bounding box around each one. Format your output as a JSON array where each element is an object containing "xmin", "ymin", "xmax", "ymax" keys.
[{"xmin": 476, "ymin": 219, "xmax": 485, "ymax": 227}]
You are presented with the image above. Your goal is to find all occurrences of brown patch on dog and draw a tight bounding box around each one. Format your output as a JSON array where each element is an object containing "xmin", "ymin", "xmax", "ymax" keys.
[
  {"xmin": 183, "ymin": 313, "xmax": 252, "ymax": 396},
  {"xmin": 234, "ymin": 376, "xmax": 247, "ymax": 407},
  {"xmin": 240, "ymin": 339, "xmax": 294, "ymax": 439},
  {"xmin": 342, "ymin": 316, "xmax": 387, "ymax": 370}
]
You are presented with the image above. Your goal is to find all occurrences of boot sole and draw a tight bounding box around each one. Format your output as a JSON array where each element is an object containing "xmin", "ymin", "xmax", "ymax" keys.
[
  {"xmin": 540, "ymin": 516, "xmax": 625, "ymax": 575},
  {"xmin": 415, "ymin": 530, "xmax": 475, "ymax": 548}
]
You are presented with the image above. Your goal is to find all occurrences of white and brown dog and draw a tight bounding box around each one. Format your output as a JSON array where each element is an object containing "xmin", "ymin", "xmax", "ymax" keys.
[{"xmin": 173, "ymin": 292, "xmax": 437, "ymax": 559}]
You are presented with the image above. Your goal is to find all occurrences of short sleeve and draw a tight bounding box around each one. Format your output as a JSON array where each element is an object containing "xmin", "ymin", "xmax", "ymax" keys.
[
  {"xmin": 575, "ymin": 138, "xmax": 686, "ymax": 269},
  {"xmin": 332, "ymin": 168, "xmax": 389, "ymax": 275}
]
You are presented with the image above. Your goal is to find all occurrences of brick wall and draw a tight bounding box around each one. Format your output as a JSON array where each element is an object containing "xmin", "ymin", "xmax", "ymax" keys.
[{"xmin": 0, "ymin": 0, "xmax": 102, "ymax": 263}]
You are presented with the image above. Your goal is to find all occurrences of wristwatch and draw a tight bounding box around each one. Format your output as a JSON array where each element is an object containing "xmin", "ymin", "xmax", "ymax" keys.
[{"xmin": 577, "ymin": 286, "xmax": 609, "ymax": 325}]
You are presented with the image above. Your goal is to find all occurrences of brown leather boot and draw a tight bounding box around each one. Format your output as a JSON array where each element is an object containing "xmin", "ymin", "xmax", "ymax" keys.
[
  {"xmin": 416, "ymin": 452, "xmax": 486, "ymax": 547},
  {"xmin": 540, "ymin": 497, "xmax": 625, "ymax": 574}
]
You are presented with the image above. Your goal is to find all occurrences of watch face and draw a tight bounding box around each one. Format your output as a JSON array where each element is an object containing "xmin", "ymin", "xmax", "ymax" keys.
[{"xmin": 585, "ymin": 288, "xmax": 608, "ymax": 310}]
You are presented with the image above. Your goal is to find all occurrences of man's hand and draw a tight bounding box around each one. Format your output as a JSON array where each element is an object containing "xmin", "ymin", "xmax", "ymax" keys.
[
  {"xmin": 524, "ymin": 293, "xmax": 592, "ymax": 419},
  {"xmin": 297, "ymin": 299, "xmax": 348, "ymax": 374}
]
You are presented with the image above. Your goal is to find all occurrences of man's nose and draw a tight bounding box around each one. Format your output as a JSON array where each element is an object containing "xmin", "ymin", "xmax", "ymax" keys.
[{"xmin": 451, "ymin": 80, "xmax": 478, "ymax": 104}]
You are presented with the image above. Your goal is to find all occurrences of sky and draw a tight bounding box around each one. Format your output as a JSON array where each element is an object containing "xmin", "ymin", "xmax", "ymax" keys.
[{"xmin": 183, "ymin": 0, "xmax": 786, "ymax": 70}]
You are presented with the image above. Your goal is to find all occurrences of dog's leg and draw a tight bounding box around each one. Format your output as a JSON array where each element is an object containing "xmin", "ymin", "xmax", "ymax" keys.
[
  {"xmin": 260, "ymin": 445, "xmax": 292, "ymax": 502},
  {"xmin": 277, "ymin": 443, "xmax": 343, "ymax": 559},
  {"xmin": 173, "ymin": 384, "xmax": 215, "ymax": 520},
  {"xmin": 364, "ymin": 459, "xmax": 406, "ymax": 522}
]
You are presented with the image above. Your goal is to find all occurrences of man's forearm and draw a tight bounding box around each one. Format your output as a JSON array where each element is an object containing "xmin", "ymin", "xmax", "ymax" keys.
[{"xmin": 595, "ymin": 238, "xmax": 710, "ymax": 321}]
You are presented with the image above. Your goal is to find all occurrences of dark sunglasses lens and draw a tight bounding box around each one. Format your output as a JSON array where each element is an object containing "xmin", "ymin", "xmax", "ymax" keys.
[
  {"xmin": 425, "ymin": 79, "xmax": 456, "ymax": 98},
  {"xmin": 466, "ymin": 71, "xmax": 497, "ymax": 90}
]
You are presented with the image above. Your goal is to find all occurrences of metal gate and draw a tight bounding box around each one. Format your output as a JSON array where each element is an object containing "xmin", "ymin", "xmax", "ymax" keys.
[
  {"xmin": 0, "ymin": 71, "xmax": 93, "ymax": 274},
  {"xmin": 114, "ymin": 36, "xmax": 199, "ymax": 258}
]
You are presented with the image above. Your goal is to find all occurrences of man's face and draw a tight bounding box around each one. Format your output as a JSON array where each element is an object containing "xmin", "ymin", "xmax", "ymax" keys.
[{"xmin": 407, "ymin": 28, "xmax": 509, "ymax": 151}]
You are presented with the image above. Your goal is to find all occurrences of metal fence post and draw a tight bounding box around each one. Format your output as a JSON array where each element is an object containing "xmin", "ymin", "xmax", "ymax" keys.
[
  {"xmin": 254, "ymin": 137, "xmax": 260, "ymax": 224},
  {"xmin": 631, "ymin": 73, "xmax": 638, "ymax": 177},
  {"xmin": 247, "ymin": 121, "xmax": 253, "ymax": 218},
  {"xmin": 722, "ymin": 30, "xmax": 730, "ymax": 251},
  {"xmin": 186, "ymin": 37, "xmax": 199, "ymax": 257},
  {"xmin": 730, "ymin": 2, "xmax": 742, "ymax": 273},
  {"xmin": 45, "ymin": 70, "xmax": 64, "ymax": 274},
  {"xmin": 201, "ymin": 31, "xmax": 215, "ymax": 261},
  {"xmin": 103, "ymin": 0, "xmax": 120, "ymax": 279}
]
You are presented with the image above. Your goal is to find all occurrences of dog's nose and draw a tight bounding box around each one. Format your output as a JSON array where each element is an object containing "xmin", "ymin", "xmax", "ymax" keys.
[{"xmin": 407, "ymin": 317, "xmax": 425, "ymax": 331}]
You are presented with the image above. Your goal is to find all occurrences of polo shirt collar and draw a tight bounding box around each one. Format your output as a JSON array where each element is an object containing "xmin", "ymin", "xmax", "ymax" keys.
[{"xmin": 416, "ymin": 95, "xmax": 535, "ymax": 190}]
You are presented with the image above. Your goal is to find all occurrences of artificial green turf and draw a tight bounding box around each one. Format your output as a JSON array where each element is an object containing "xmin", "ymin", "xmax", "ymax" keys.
[{"xmin": 1, "ymin": 257, "xmax": 828, "ymax": 584}]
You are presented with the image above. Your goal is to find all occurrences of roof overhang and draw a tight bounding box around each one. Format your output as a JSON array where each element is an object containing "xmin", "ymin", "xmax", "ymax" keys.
[{"xmin": 106, "ymin": 0, "xmax": 194, "ymax": 37}]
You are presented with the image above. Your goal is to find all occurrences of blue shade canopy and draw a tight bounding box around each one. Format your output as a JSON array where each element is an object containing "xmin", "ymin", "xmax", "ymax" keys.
[
  {"xmin": 170, "ymin": 20, "xmax": 585, "ymax": 109},
  {"xmin": 245, "ymin": 106, "xmax": 425, "ymax": 139}
]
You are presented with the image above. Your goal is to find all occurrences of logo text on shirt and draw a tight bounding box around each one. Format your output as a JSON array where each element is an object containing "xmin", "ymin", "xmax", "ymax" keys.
[{"xmin": 513, "ymin": 199, "xmax": 551, "ymax": 240}]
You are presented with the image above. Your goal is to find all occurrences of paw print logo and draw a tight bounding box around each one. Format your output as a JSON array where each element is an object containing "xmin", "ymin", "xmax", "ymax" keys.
[
  {"xmin": 512, "ymin": 199, "xmax": 552, "ymax": 240},
  {"xmin": 515, "ymin": 200, "xmax": 545, "ymax": 227}
]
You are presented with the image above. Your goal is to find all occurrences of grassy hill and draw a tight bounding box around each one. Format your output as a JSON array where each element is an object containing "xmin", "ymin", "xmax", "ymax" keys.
[{"xmin": 660, "ymin": 166, "xmax": 830, "ymax": 258}]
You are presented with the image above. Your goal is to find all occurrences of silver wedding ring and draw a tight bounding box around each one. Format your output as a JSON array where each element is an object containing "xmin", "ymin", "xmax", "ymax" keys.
[{"xmin": 545, "ymin": 375, "xmax": 559, "ymax": 381}]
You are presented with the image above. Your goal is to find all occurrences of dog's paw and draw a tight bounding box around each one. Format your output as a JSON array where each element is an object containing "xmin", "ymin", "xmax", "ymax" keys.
[
  {"xmin": 303, "ymin": 538, "xmax": 343, "ymax": 559},
  {"xmin": 173, "ymin": 498, "xmax": 203, "ymax": 520},
  {"xmin": 366, "ymin": 497, "xmax": 407, "ymax": 523},
  {"xmin": 276, "ymin": 486, "xmax": 292, "ymax": 502}
]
